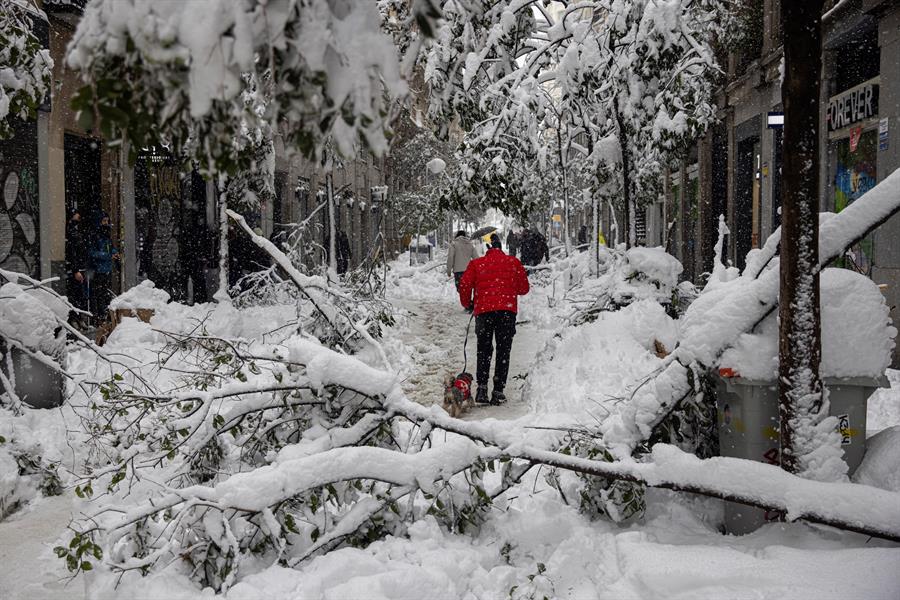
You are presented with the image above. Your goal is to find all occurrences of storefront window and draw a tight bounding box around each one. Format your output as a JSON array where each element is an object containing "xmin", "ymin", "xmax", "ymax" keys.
[{"xmin": 834, "ymin": 130, "xmax": 877, "ymax": 275}]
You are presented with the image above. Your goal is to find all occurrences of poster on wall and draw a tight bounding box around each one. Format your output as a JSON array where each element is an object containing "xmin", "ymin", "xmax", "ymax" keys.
[
  {"xmin": 0, "ymin": 118, "xmax": 40, "ymax": 279},
  {"xmin": 834, "ymin": 129, "xmax": 877, "ymax": 275}
]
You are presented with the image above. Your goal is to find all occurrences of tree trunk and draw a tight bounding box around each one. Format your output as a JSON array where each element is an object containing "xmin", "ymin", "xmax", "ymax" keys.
[
  {"xmin": 215, "ymin": 183, "xmax": 230, "ymax": 302},
  {"xmin": 778, "ymin": 0, "xmax": 828, "ymax": 476},
  {"xmin": 613, "ymin": 96, "xmax": 633, "ymax": 249},
  {"xmin": 589, "ymin": 189, "xmax": 599, "ymax": 276},
  {"xmin": 326, "ymin": 169, "xmax": 337, "ymax": 275}
]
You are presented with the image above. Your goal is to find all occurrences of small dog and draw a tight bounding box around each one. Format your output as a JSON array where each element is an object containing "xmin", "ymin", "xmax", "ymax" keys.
[{"xmin": 442, "ymin": 372, "xmax": 474, "ymax": 418}]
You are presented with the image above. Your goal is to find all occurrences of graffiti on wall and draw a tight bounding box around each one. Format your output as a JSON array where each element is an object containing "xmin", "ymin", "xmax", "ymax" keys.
[
  {"xmin": 0, "ymin": 118, "xmax": 40, "ymax": 278},
  {"xmin": 834, "ymin": 130, "xmax": 877, "ymax": 274}
]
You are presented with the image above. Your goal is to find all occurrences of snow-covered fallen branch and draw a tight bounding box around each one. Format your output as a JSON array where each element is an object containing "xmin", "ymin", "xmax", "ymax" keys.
[{"xmin": 601, "ymin": 168, "xmax": 900, "ymax": 457}]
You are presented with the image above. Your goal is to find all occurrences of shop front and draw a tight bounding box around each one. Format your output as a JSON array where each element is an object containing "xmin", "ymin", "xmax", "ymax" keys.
[
  {"xmin": 133, "ymin": 151, "xmax": 216, "ymax": 303},
  {"xmin": 826, "ymin": 78, "xmax": 881, "ymax": 275}
]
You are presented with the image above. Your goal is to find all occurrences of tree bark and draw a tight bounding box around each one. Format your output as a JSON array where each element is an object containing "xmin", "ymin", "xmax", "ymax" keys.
[
  {"xmin": 779, "ymin": 0, "xmax": 827, "ymax": 475},
  {"xmin": 613, "ymin": 97, "xmax": 633, "ymax": 249},
  {"xmin": 326, "ymin": 168, "xmax": 337, "ymax": 275},
  {"xmin": 590, "ymin": 189, "xmax": 599, "ymax": 276},
  {"xmin": 215, "ymin": 183, "xmax": 230, "ymax": 302}
]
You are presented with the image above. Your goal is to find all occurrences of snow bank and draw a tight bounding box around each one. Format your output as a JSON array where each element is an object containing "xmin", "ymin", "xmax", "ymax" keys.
[
  {"xmin": 108, "ymin": 279, "xmax": 171, "ymax": 311},
  {"xmin": 853, "ymin": 426, "xmax": 900, "ymax": 492},
  {"xmin": 528, "ymin": 300, "xmax": 677, "ymax": 417},
  {"xmin": 719, "ymin": 268, "xmax": 896, "ymax": 379},
  {"xmin": 624, "ymin": 246, "xmax": 683, "ymax": 290},
  {"xmin": 0, "ymin": 281, "xmax": 65, "ymax": 358}
]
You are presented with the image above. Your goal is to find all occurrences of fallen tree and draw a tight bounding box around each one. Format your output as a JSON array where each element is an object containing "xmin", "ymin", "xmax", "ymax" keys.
[
  {"xmin": 60, "ymin": 184, "xmax": 900, "ymax": 590},
  {"xmin": 600, "ymin": 167, "xmax": 900, "ymax": 458}
]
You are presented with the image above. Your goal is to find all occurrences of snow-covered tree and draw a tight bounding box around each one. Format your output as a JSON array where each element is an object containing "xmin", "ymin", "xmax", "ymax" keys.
[
  {"xmin": 0, "ymin": 0, "xmax": 52, "ymax": 140},
  {"xmin": 425, "ymin": 0, "xmax": 732, "ymax": 247},
  {"xmin": 66, "ymin": 0, "xmax": 418, "ymax": 174}
]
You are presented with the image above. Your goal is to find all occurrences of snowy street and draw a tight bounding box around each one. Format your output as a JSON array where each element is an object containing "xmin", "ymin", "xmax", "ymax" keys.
[
  {"xmin": 3, "ymin": 250, "xmax": 900, "ymax": 599},
  {"xmin": 388, "ymin": 262, "xmax": 547, "ymax": 420},
  {"xmin": 3, "ymin": 0, "xmax": 900, "ymax": 598}
]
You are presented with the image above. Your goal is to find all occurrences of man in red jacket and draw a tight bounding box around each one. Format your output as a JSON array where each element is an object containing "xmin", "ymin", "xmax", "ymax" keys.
[{"xmin": 458, "ymin": 233, "xmax": 530, "ymax": 405}]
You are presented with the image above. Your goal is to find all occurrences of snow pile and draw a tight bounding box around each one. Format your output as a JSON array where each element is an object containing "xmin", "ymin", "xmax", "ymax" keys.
[
  {"xmin": 719, "ymin": 268, "xmax": 896, "ymax": 379},
  {"xmin": 0, "ymin": 281, "xmax": 65, "ymax": 359},
  {"xmin": 408, "ymin": 235, "xmax": 433, "ymax": 248},
  {"xmin": 528, "ymin": 300, "xmax": 677, "ymax": 417},
  {"xmin": 108, "ymin": 279, "xmax": 171, "ymax": 311},
  {"xmin": 868, "ymin": 369, "xmax": 900, "ymax": 433},
  {"xmin": 624, "ymin": 246, "xmax": 683, "ymax": 290},
  {"xmin": 853, "ymin": 426, "xmax": 900, "ymax": 492}
]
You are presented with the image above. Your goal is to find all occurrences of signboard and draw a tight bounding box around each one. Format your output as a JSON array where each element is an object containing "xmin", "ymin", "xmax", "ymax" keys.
[
  {"xmin": 879, "ymin": 117, "xmax": 889, "ymax": 151},
  {"xmin": 766, "ymin": 112, "xmax": 784, "ymax": 129},
  {"xmin": 827, "ymin": 81, "xmax": 878, "ymax": 132}
]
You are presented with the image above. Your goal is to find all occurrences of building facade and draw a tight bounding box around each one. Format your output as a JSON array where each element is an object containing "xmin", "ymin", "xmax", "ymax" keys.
[
  {"xmin": 654, "ymin": 0, "xmax": 900, "ymax": 362},
  {"xmin": 1, "ymin": 0, "xmax": 401, "ymax": 309}
]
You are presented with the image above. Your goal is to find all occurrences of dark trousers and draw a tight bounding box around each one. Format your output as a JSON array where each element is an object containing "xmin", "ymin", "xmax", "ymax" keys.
[
  {"xmin": 453, "ymin": 271, "xmax": 464, "ymax": 291},
  {"xmin": 67, "ymin": 274, "xmax": 88, "ymax": 312},
  {"xmin": 92, "ymin": 272, "xmax": 113, "ymax": 321},
  {"xmin": 475, "ymin": 310, "xmax": 516, "ymax": 392}
]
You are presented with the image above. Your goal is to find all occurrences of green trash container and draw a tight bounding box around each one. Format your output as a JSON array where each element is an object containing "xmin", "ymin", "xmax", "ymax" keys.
[{"xmin": 715, "ymin": 375, "xmax": 885, "ymax": 535}]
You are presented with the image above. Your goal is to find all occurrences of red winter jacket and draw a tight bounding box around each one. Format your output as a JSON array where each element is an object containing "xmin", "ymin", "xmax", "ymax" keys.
[{"xmin": 458, "ymin": 248, "xmax": 530, "ymax": 315}]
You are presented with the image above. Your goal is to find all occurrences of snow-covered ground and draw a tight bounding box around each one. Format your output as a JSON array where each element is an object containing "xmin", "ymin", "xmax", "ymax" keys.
[
  {"xmin": 386, "ymin": 258, "xmax": 549, "ymax": 420},
  {"xmin": 2, "ymin": 251, "xmax": 900, "ymax": 600}
]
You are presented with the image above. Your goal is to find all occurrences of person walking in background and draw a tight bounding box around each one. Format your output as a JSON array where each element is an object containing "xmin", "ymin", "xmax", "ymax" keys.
[
  {"xmin": 519, "ymin": 228, "xmax": 549, "ymax": 267},
  {"xmin": 458, "ymin": 233, "xmax": 529, "ymax": 405},
  {"xmin": 506, "ymin": 229, "xmax": 519, "ymax": 258},
  {"xmin": 90, "ymin": 213, "xmax": 119, "ymax": 323},
  {"xmin": 336, "ymin": 230, "xmax": 351, "ymax": 275},
  {"xmin": 447, "ymin": 230, "xmax": 476, "ymax": 294},
  {"xmin": 65, "ymin": 210, "xmax": 90, "ymax": 326},
  {"xmin": 577, "ymin": 225, "xmax": 589, "ymax": 250}
]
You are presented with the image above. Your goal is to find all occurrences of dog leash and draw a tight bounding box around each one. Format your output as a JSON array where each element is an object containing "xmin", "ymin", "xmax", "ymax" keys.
[{"xmin": 461, "ymin": 311, "xmax": 475, "ymax": 374}]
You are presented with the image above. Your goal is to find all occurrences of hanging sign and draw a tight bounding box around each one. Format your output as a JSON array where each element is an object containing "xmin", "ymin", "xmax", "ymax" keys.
[{"xmin": 849, "ymin": 126, "xmax": 863, "ymax": 153}]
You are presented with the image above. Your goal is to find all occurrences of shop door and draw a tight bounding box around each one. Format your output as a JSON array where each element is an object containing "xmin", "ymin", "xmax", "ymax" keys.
[
  {"xmin": 64, "ymin": 134, "xmax": 102, "ymax": 223},
  {"xmin": 734, "ymin": 137, "xmax": 757, "ymax": 271}
]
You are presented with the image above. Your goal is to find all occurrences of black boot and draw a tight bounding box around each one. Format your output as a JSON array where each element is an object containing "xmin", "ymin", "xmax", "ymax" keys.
[
  {"xmin": 490, "ymin": 389, "xmax": 506, "ymax": 405},
  {"xmin": 475, "ymin": 386, "xmax": 489, "ymax": 405}
]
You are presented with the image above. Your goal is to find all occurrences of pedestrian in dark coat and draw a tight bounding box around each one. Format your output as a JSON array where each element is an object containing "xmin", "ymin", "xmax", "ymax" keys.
[
  {"xmin": 90, "ymin": 213, "xmax": 119, "ymax": 322},
  {"xmin": 458, "ymin": 234, "xmax": 530, "ymax": 405},
  {"xmin": 577, "ymin": 225, "xmax": 589, "ymax": 250},
  {"xmin": 506, "ymin": 229, "xmax": 519, "ymax": 258},
  {"xmin": 65, "ymin": 211, "xmax": 90, "ymax": 323},
  {"xmin": 519, "ymin": 228, "xmax": 550, "ymax": 267},
  {"xmin": 336, "ymin": 230, "xmax": 351, "ymax": 275}
]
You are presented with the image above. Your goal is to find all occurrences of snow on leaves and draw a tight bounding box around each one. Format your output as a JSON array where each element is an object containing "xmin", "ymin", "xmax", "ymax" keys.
[
  {"xmin": 66, "ymin": 0, "xmax": 407, "ymax": 174},
  {"xmin": 0, "ymin": 1, "xmax": 52, "ymax": 140}
]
